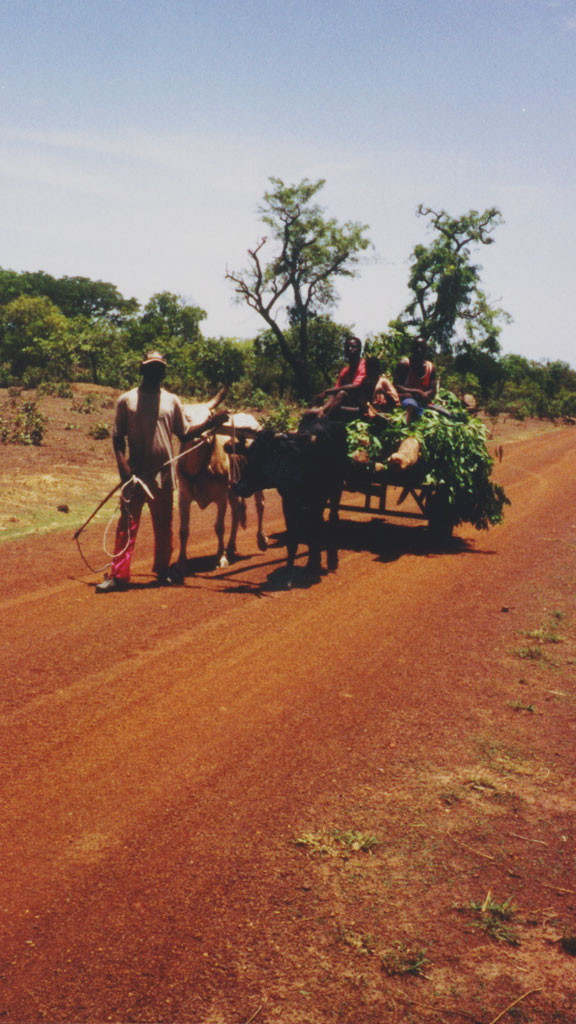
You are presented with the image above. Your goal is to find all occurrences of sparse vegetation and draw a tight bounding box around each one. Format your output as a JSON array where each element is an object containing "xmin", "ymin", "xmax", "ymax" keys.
[
  {"xmin": 72, "ymin": 392, "xmax": 99, "ymax": 414},
  {"xmin": 339, "ymin": 929, "xmax": 376, "ymax": 957},
  {"xmin": 1, "ymin": 398, "xmax": 47, "ymax": 445},
  {"xmin": 380, "ymin": 941, "xmax": 429, "ymax": 977},
  {"xmin": 513, "ymin": 645, "xmax": 549, "ymax": 662},
  {"xmin": 88, "ymin": 421, "xmax": 111, "ymax": 440},
  {"xmin": 519, "ymin": 625, "xmax": 563, "ymax": 644},
  {"xmin": 466, "ymin": 892, "xmax": 520, "ymax": 945},
  {"xmin": 37, "ymin": 380, "xmax": 73, "ymax": 398},
  {"xmin": 513, "ymin": 614, "xmax": 564, "ymax": 665},
  {"xmin": 294, "ymin": 827, "xmax": 380, "ymax": 857},
  {"xmin": 507, "ymin": 700, "xmax": 536, "ymax": 712}
]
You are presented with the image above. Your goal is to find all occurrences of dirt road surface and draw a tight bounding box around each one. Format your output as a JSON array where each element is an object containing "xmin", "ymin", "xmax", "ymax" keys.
[{"xmin": 1, "ymin": 423, "xmax": 575, "ymax": 1023}]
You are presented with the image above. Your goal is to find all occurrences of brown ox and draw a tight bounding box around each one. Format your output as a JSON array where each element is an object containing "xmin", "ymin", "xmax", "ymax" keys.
[{"xmin": 177, "ymin": 403, "xmax": 267, "ymax": 569}]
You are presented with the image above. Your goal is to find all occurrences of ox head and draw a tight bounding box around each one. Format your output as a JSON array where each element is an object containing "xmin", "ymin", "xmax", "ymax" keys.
[
  {"xmin": 234, "ymin": 429, "xmax": 318, "ymax": 499},
  {"xmin": 233, "ymin": 430, "xmax": 278, "ymax": 498}
]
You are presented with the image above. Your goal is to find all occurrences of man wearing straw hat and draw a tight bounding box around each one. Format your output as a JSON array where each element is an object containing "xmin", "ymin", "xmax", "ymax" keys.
[{"xmin": 96, "ymin": 351, "xmax": 220, "ymax": 592}]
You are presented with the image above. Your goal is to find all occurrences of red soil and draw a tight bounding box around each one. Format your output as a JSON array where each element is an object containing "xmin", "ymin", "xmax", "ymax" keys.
[{"xmin": 0, "ymin": 414, "xmax": 575, "ymax": 1023}]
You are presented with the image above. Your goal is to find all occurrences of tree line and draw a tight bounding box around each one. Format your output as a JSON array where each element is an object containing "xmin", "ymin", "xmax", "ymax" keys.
[{"xmin": 1, "ymin": 177, "xmax": 575, "ymax": 421}]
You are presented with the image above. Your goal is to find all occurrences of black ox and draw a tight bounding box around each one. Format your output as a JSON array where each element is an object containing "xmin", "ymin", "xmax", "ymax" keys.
[{"xmin": 234, "ymin": 416, "xmax": 348, "ymax": 582}]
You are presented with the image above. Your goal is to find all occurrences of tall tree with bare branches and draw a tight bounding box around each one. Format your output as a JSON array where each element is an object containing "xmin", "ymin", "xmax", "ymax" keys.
[{"xmin": 226, "ymin": 177, "xmax": 371, "ymax": 399}]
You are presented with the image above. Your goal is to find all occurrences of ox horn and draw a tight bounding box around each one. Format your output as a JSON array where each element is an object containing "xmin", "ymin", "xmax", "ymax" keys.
[{"xmin": 206, "ymin": 385, "xmax": 228, "ymax": 411}]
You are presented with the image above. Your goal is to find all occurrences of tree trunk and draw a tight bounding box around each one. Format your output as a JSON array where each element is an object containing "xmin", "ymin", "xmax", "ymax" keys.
[{"xmin": 387, "ymin": 437, "xmax": 421, "ymax": 470}]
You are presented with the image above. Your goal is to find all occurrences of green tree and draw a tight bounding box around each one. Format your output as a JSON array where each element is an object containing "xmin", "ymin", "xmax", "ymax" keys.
[
  {"xmin": 252, "ymin": 316, "xmax": 351, "ymax": 397},
  {"xmin": 136, "ymin": 291, "xmax": 206, "ymax": 347},
  {"xmin": 226, "ymin": 177, "xmax": 371, "ymax": 399},
  {"xmin": 45, "ymin": 275, "xmax": 139, "ymax": 323},
  {"xmin": 0, "ymin": 295, "xmax": 74, "ymax": 383},
  {"xmin": 123, "ymin": 292, "xmax": 209, "ymax": 391},
  {"xmin": 195, "ymin": 336, "xmax": 246, "ymax": 392},
  {"xmin": 73, "ymin": 319, "xmax": 139, "ymax": 387},
  {"xmin": 389, "ymin": 205, "xmax": 510, "ymax": 360},
  {"xmin": 0, "ymin": 268, "xmax": 138, "ymax": 324}
]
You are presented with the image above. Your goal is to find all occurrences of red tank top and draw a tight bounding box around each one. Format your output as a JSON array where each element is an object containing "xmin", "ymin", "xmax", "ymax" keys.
[{"xmin": 401, "ymin": 359, "xmax": 434, "ymax": 390}]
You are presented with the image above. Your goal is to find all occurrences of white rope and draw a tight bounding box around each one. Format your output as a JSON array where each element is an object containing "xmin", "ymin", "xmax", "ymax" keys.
[
  {"xmin": 75, "ymin": 475, "xmax": 155, "ymax": 573},
  {"xmin": 75, "ymin": 418, "xmax": 245, "ymax": 574},
  {"xmin": 102, "ymin": 476, "xmax": 153, "ymax": 558},
  {"xmin": 75, "ymin": 426, "xmax": 219, "ymax": 572}
]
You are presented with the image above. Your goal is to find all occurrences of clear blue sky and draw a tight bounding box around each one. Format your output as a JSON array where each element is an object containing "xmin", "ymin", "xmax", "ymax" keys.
[{"xmin": 1, "ymin": 0, "xmax": 575, "ymax": 365}]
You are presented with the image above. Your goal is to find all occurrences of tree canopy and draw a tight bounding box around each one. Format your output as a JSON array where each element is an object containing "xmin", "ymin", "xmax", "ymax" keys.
[
  {"xmin": 388, "ymin": 205, "xmax": 510, "ymax": 359},
  {"xmin": 0, "ymin": 268, "xmax": 138, "ymax": 323},
  {"xmin": 226, "ymin": 177, "xmax": 371, "ymax": 399}
]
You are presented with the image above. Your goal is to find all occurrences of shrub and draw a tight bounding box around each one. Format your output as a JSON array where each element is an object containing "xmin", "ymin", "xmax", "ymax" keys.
[
  {"xmin": 88, "ymin": 421, "xmax": 111, "ymax": 440},
  {"xmin": 37, "ymin": 381, "xmax": 73, "ymax": 398},
  {"xmin": 0, "ymin": 363, "xmax": 17, "ymax": 388},
  {"xmin": 259, "ymin": 398, "xmax": 302, "ymax": 432},
  {"xmin": 72, "ymin": 392, "xmax": 99, "ymax": 414},
  {"xmin": 1, "ymin": 399, "xmax": 47, "ymax": 445},
  {"xmin": 20, "ymin": 367, "xmax": 46, "ymax": 390}
]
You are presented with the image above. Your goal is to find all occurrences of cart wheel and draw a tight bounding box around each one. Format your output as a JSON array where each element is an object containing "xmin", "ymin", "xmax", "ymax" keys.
[{"xmin": 426, "ymin": 491, "xmax": 456, "ymax": 541}]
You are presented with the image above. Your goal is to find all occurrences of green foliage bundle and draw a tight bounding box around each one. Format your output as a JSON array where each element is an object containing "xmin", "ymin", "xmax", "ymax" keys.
[{"xmin": 345, "ymin": 390, "xmax": 509, "ymax": 530}]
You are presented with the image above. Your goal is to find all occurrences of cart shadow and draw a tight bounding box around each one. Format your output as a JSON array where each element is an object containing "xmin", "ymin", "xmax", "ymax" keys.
[
  {"xmin": 175, "ymin": 520, "xmax": 496, "ymax": 596},
  {"xmin": 332, "ymin": 518, "xmax": 475, "ymax": 563},
  {"xmin": 218, "ymin": 519, "xmax": 496, "ymax": 595}
]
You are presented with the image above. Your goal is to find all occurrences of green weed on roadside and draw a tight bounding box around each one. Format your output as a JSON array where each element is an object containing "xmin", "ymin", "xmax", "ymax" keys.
[
  {"xmin": 507, "ymin": 700, "xmax": 536, "ymax": 713},
  {"xmin": 512, "ymin": 612, "xmax": 565, "ymax": 664},
  {"xmin": 380, "ymin": 941, "xmax": 429, "ymax": 977},
  {"xmin": 294, "ymin": 827, "xmax": 380, "ymax": 857},
  {"xmin": 339, "ymin": 928, "xmax": 429, "ymax": 978},
  {"xmin": 466, "ymin": 891, "xmax": 520, "ymax": 946}
]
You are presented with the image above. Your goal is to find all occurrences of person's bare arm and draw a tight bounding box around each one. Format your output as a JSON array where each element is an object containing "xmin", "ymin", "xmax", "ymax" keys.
[{"xmin": 113, "ymin": 436, "xmax": 132, "ymax": 483}]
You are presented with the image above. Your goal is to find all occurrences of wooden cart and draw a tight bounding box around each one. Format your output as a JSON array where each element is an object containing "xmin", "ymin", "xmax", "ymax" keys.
[{"xmin": 338, "ymin": 463, "xmax": 456, "ymax": 539}]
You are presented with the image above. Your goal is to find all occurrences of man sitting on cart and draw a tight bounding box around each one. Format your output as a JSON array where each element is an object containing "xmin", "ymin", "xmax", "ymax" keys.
[
  {"xmin": 394, "ymin": 336, "xmax": 438, "ymax": 424},
  {"xmin": 311, "ymin": 338, "xmax": 400, "ymax": 421},
  {"xmin": 315, "ymin": 335, "xmax": 367, "ymax": 417}
]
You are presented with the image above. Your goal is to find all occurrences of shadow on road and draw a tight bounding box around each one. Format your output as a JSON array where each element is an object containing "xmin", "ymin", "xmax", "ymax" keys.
[{"xmin": 185, "ymin": 518, "xmax": 499, "ymax": 595}]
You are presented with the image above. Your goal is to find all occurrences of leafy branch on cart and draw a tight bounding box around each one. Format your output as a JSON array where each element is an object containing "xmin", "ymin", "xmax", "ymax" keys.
[{"xmin": 345, "ymin": 390, "xmax": 510, "ymax": 531}]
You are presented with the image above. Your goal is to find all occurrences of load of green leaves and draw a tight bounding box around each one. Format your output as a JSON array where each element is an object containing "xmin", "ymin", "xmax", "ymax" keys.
[{"xmin": 345, "ymin": 390, "xmax": 509, "ymax": 530}]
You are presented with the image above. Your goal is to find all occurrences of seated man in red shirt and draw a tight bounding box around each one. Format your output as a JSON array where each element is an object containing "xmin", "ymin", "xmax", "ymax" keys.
[
  {"xmin": 316, "ymin": 336, "xmax": 367, "ymax": 417},
  {"xmin": 394, "ymin": 336, "xmax": 437, "ymax": 424}
]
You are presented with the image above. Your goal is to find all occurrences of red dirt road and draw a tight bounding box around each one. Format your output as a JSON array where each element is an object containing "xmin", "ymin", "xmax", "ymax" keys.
[{"xmin": 1, "ymin": 424, "xmax": 576, "ymax": 1023}]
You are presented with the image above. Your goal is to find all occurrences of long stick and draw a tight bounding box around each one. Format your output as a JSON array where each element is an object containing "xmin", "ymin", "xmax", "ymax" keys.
[
  {"xmin": 488, "ymin": 988, "xmax": 542, "ymax": 1024},
  {"xmin": 73, "ymin": 480, "xmax": 124, "ymax": 540},
  {"xmin": 72, "ymin": 426, "xmax": 220, "ymax": 541}
]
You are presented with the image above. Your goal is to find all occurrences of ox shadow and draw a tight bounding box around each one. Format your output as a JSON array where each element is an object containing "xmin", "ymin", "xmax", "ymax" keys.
[
  {"xmin": 204, "ymin": 533, "xmax": 325, "ymax": 593},
  {"xmin": 177, "ymin": 551, "xmax": 265, "ymax": 577},
  {"xmin": 176, "ymin": 520, "xmax": 497, "ymax": 596},
  {"xmin": 221, "ymin": 517, "xmax": 497, "ymax": 594}
]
